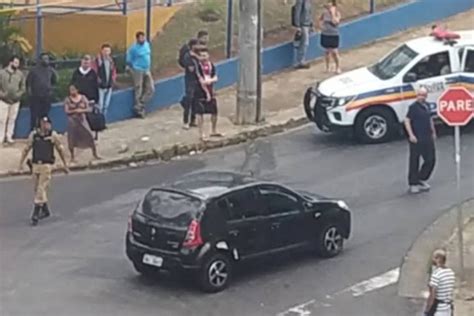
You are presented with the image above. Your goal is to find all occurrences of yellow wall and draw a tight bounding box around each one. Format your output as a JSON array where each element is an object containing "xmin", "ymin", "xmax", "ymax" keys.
[{"xmin": 17, "ymin": 6, "xmax": 180, "ymax": 55}]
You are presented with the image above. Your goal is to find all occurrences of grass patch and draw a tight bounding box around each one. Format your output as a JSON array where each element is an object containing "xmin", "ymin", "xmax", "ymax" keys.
[{"xmin": 151, "ymin": 0, "xmax": 406, "ymax": 77}]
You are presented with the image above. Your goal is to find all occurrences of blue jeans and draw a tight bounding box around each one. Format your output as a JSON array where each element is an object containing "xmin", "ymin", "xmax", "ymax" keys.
[
  {"xmin": 296, "ymin": 26, "xmax": 310, "ymax": 65},
  {"xmin": 99, "ymin": 88, "xmax": 113, "ymax": 119}
]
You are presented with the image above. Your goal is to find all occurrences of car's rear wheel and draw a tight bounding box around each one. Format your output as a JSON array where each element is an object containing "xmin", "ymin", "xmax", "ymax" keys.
[
  {"xmin": 355, "ymin": 107, "xmax": 397, "ymax": 144},
  {"xmin": 198, "ymin": 253, "xmax": 232, "ymax": 293},
  {"xmin": 133, "ymin": 261, "xmax": 159, "ymax": 277},
  {"xmin": 316, "ymin": 223, "xmax": 344, "ymax": 258}
]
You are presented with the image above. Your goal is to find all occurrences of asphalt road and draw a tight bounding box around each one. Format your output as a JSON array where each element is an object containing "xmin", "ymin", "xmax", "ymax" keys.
[{"xmin": 1, "ymin": 125, "xmax": 473, "ymax": 316}]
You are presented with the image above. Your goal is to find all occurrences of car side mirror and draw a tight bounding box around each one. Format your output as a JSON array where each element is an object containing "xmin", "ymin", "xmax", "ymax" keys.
[{"xmin": 404, "ymin": 72, "xmax": 417, "ymax": 83}]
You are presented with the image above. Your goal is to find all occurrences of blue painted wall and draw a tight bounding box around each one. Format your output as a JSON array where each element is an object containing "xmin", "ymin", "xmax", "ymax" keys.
[{"xmin": 14, "ymin": 0, "xmax": 474, "ymax": 138}]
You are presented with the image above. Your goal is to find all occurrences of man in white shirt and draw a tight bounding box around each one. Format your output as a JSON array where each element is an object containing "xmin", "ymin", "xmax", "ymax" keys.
[{"xmin": 425, "ymin": 249, "xmax": 455, "ymax": 316}]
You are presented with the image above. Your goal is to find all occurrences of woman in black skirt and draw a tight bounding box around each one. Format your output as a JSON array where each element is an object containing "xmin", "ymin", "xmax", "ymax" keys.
[
  {"xmin": 194, "ymin": 49, "xmax": 222, "ymax": 141},
  {"xmin": 319, "ymin": 0, "xmax": 342, "ymax": 73}
]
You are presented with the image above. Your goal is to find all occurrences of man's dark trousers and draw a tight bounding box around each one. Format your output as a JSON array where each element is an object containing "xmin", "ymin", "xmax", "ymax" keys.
[
  {"xmin": 181, "ymin": 83, "xmax": 196, "ymax": 125},
  {"xmin": 408, "ymin": 141, "xmax": 436, "ymax": 186},
  {"xmin": 30, "ymin": 96, "xmax": 51, "ymax": 130}
]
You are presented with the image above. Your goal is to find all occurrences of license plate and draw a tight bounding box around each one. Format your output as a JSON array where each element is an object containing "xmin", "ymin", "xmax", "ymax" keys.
[{"xmin": 142, "ymin": 254, "xmax": 163, "ymax": 267}]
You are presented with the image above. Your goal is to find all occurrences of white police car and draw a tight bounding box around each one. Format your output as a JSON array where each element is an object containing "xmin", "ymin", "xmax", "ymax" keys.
[{"xmin": 304, "ymin": 30, "xmax": 474, "ymax": 143}]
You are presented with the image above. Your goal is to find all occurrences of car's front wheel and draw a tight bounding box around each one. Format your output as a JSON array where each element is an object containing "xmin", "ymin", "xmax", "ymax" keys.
[
  {"xmin": 355, "ymin": 107, "xmax": 397, "ymax": 144},
  {"xmin": 316, "ymin": 223, "xmax": 344, "ymax": 258},
  {"xmin": 198, "ymin": 253, "xmax": 232, "ymax": 293}
]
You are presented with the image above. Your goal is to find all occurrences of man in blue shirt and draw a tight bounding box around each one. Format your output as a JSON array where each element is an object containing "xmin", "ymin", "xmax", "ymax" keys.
[
  {"xmin": 404, "ymin": 87, "xmax": 437, "ymax": 194},
  {"xmin": 126, "ymin": 31, "xmax": 155, "ymax": 118}
]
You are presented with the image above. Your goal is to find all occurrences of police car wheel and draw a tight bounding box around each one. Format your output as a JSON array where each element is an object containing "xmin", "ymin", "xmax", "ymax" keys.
[{"xmin": 355, "ymin": 108, "xmax": 396, "ymax": 144}]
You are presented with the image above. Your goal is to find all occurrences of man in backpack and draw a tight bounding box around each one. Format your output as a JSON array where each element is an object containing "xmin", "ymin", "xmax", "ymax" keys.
[
  {"xmin": 179, "ymin": 39, "xmax": 201, "ymax": 129},
  {"xmin": 292, "ymin": 0, "xmax": 313, "ymax": 69}
]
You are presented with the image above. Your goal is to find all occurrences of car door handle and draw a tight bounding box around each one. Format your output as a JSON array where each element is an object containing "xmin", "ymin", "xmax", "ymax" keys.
[
  {"xmin": 229, "ymin": 230, "xmax": 239, "ymax": 236},
  {"xmin": 271, "ymin": 222, "xmax": 280, "ymax": 230}
]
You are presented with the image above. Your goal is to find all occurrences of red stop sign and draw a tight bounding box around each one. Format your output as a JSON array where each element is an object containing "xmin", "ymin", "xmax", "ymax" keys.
[{"xmin": 437, "ymin": 87, "xmax": 474, "ymax": 126}]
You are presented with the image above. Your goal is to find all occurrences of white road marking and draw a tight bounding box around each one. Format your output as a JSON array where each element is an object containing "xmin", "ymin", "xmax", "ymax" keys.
[
  {"xmin": 278, "ymin": 267, "xmax": 400, "ymax": 316},
  {"xmin": 338, "ymin": 268, "xmax": 400, "ymax": 297}
]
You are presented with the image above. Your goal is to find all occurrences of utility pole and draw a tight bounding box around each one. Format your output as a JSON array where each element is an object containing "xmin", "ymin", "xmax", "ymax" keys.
[
  {"xmin": 236, "ymin": 0, "xmax": 260, "ymax": 125},
  {"xmin": 146, "ymin": 0, "xmax": 152, "ymax": 43},
  {"xmin": 35, "ymin": 0, "xmax": 43, "ymax": 59}
]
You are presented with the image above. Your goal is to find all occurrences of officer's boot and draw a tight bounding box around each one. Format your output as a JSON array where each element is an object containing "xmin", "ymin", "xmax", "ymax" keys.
[
  {"xmin": 30, "ymin": 205, "xmax": 41, "ymax": 226},
  {"xmin": 38, "ymin": 203, "xmax": 51, "ymax": 220}
]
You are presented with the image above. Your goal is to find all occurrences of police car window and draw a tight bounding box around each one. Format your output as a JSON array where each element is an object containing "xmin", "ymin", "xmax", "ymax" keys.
[
  {"xmin": 368, "ymin": 44, "xmax": 418, "ymax": 80},
  {"xmin": 409, "ymin": 51, "xmax": 451, "ymax": 80},
  {"xmin": 219, "ymin": 189, "xmax": 260, "ymax": 221},
  {"xmin": 464, "ymin": 50, "xmax": 474, "ymax": 73}
]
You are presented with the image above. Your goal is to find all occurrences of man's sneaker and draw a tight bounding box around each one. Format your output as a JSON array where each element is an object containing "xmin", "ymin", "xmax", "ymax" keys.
[
  {"xmin": 409, "ymin": 185, "xmax": 421, "ymax": 194},
  {"xmin": 295, "ymin": 63, "xmax": 310, "ymax": 70},
  {"xmin": 419, "ymin": 181, "xmax": 431, "ymax": 191}
]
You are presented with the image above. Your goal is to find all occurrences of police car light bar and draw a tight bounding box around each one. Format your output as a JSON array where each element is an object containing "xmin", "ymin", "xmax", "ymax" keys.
[{"xmin": 430, "ymin": 25, "xmax": 460, "ymax": 45}]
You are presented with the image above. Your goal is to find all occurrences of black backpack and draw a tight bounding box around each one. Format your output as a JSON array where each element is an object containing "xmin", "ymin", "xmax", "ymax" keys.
[
  {"xmin": 86, "ymin": 102, "xmax": 106, "ymax": 132},
  {"xmin": 178, "ymin": 44, "xmax": 189, "ymax": 68}
]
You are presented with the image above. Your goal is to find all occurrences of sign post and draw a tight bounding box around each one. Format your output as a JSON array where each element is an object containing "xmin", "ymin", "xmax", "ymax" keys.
[{"xmin": 437, "ymin": 86, "xmax": 474, "ymax": 282}]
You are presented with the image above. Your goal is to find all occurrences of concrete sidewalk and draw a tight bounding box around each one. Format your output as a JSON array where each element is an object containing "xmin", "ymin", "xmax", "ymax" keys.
[
  {"xmin": 1, "ymin": 10, "xmax": 473, "ymax": 177},
  {"xmin": 449, "ymin": 218, "xmax": 474, "ymax": 316}
]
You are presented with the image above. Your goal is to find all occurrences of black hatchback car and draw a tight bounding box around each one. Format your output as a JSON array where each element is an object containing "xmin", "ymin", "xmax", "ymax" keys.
[{"xmin": 126, "ymin": 171, "xmax": 351, "ymax": 293}]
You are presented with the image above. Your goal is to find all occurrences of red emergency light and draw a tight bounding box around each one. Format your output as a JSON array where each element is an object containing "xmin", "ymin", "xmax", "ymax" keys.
[{"xmin": 430, "ymin": 25, "xmax": 461, "ymax": 41}]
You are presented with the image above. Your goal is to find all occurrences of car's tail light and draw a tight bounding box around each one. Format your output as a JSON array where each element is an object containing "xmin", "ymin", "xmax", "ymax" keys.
[{"xmin": 183, "ymin": 220, "xmax": 203, "ymax": 248}]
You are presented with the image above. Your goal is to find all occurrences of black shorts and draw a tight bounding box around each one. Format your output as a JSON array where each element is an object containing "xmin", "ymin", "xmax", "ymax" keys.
[
  {"xmin": 320, "ymin": 34, "xmax": 340, "ymax": 49},
  {"xmin": 194, "ymin": 98, "xmax": 218, "ymax": 115}
]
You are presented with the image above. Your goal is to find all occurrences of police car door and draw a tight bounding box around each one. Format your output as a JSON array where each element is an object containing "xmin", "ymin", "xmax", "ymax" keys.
[
  {"xmin": 403, "ymin": 50, "xmax": 457, "ymax": 117},
  {"xmin": 460, "ymin": 47, "xmax": 474, "ymax": 93}
]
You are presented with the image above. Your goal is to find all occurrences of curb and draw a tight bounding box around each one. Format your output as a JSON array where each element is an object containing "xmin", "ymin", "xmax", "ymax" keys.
[
  {"xmin": 0, "ymin": 116, "xmax": 309, "ymax": 179},
  {"xmin": 398, "ymin": 198, "xmax": 474, "ymax": 299}
]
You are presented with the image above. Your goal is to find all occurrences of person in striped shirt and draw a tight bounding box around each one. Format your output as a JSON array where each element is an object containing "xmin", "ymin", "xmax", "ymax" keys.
[{"xmin": 425, "ymin": 249, "xmax": 456, "ymax": 316}]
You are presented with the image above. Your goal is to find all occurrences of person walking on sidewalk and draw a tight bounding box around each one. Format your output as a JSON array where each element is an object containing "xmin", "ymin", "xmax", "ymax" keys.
[
  {"xmin": 26, "ymin": 53, "xmax": 57, "ymax": 130},
  {"xmin": 292, "ymin": 0, "xmax": 313, "ymax": 69},
  {"xmin": 18, "ymin": 116, "xmax": 69, "ymax": 226},
  {"xmin": 93, "ymin": 43, "xmax": 117, "ymax": 120},
  {"xmin": 71, "ymin": 55, "xmax": 99, "ymax": 105},
  {"xmin": 0, "ymin": 56, "xmax": 25, "ymax": 145},
  {"xmin": 180, "ymin": 39, "xmax": 201, "ymax": 129},
  {"xmin": 126, "ymin": 31, "xmax": 155, "ymax": 118},
  {"xmin": 404, "ymin": 87, "xmax": 437, "ymax": 194},
  {"xmin": 319, "ymin": 0, "xmax": 342, "ymax": 73},
  {"xmin": 425, "ymin": 249, "xmax": 455, "ymax": 316},
  {"xmin": 64, "ymin": 84, "xmax": 101, "ymax": 163}
]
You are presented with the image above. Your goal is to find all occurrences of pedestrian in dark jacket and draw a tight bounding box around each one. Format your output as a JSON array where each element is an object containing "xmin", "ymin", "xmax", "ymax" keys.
[
  {"xmin": 26, "ymin": 53, "xmax": 57, "ymax": 130},
  {"xmin": 71, "ymin": 55, "xmax": 99, "ymax": 104},
  {"xmin": 404, "ymin": 87, "xmax": 437, "ymax": 194},
  {"xmin": 93, "ymin": 43, "xmax": 117, "ymax": 119}
]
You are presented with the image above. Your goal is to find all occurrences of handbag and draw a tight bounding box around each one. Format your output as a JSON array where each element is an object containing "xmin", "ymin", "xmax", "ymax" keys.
[{"xmin": 86, "ymin": 102, "xmax": 106, "ymax": 132}]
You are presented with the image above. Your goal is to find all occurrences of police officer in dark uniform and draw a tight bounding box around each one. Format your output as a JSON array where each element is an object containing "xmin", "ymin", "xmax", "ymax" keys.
[{"xmin": 19, "ymin": 117, "xmax": 69, "ymax": 226}]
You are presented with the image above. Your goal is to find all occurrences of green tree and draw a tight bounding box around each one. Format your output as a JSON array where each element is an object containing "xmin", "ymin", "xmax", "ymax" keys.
[{"xmin": 0, "ymin": 8, "xmax": 32, "ymax": 66}]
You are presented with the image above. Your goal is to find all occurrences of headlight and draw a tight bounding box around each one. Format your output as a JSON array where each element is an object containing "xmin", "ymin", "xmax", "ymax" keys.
[
  {"xmin": 337, "ymin": 96, "xmax": 355, "ymax": 107},
  {"xmin": 337, "ymin": 200, "xmax": 349, "ymax": 210}
]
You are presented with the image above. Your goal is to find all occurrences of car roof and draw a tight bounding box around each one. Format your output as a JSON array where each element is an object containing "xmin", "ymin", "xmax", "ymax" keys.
[
  {"xmin": 405, "ymin": 30, "xmax": 474, "ymax": 55},
  {"xmin": 168, "ymin": 171, "xmax": 258, "ymax": 199}
]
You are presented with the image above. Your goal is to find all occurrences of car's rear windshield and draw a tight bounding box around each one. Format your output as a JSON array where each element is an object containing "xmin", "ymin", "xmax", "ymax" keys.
[
  {"xmin": 368, "ymin": 44, "xmax": 418, "ymax": 80},
  {"xmin": 141, "ymin": 189, "xmax": 202, "ymax": 228}
]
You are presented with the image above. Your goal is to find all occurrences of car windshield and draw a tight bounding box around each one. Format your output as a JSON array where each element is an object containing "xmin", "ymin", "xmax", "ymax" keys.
[
  {"xmin": 141, "ymin": 189, "xmax": 202, "ymax": 228},
  {"xmin": 368, "ymin": 44, "xmax": 418, "ymax": 80}
]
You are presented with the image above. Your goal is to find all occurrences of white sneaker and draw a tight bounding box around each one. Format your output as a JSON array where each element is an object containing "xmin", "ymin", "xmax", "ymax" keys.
[
  {"xmin": 419, "ymin": 181, "xmax": 431, "ymax": 191},
  {"xmin": 409, "ymin": 185, "xmax": 420, "ymax": 194}
]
